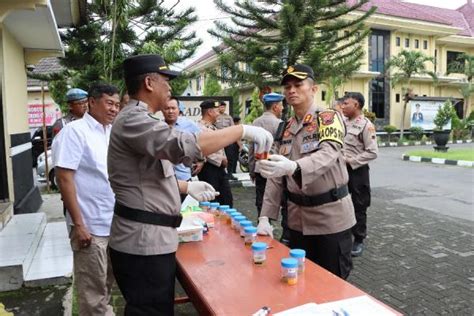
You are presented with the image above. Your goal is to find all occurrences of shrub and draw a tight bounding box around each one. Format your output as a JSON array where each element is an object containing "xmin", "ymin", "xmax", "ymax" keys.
[
  {"xmin": 383, "ymin": 125, "xmax": 397, "ymax": 142},
  {"xmin": 363, "ymin": 109, "xmax": 376, "ymax": 123},
  {"xmin": 433, "ymin": 100, "xmax": 455, "ymax": 130},
  {"xmin": 409, "ymin": 126, "xmax": 424, "ymax": 141}
]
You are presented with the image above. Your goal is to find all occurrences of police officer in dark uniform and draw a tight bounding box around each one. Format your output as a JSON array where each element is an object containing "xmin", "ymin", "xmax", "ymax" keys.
[{"xmin": 257, "ymin": 64, "xmax": 355, "ymax": 279}]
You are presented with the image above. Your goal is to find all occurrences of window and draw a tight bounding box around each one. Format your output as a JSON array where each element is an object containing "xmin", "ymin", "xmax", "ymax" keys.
[
  {"xmin": 447, "ymin": 51, "xmax": 465, "ymax": 73},
  {"xmin": 415, "ymin": 39, "xmax": 419, "ymax": 49},
  {"xmin": 423, "ymin": 40, "xmax": 428, "ymax": 49},
  {"xmin": 434, "ymin": 49, "xmax": 438, "ymax": 73},
  {"xmin": 322, "ymin": 91, "xmax": 326, "ymax": 101},
  {"xmin": 396, "ymin": 37, "xmax": 400, "ymax": 47},
  {"xmin": 396, "ymin": 93, "xmax": 400, "ymax": 103},
  {"xmin": 405, "ymin": 38, "xmax": 409, "ymax": 48},
  {"xmin": 196, "ymin": 76, "xmax": 202, "ymax": 91},
  {"xmin": 371, "ymin": 78, "xmax": 385, "ymax": 118},
  {"xmin": 221, "ymin": 66, "xmax": 229, "ymax": 80},
  {"xmin": 370, "ymin": 33, "xmax": 386, "ymax": 72}
]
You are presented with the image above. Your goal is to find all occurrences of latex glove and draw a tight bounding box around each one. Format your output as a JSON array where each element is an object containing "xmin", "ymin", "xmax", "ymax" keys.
[
  {"xmin": 187, "ymin": 181, "xmax": 219, "ymax": 202},
  {"xmin": 242, "ymin": 125, "xmax": 273, "ymax": 155},
  {"xmin": 258, "ymin": 155, "xmax": 298, "ymax": 178},
  {"xmin": 256, "ymin": 216, "xmax": 273, "ymax": 238}
]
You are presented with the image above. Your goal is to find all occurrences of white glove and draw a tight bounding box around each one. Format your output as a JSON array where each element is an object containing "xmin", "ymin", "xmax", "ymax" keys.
[
  {"xmin": 242, "ymin": 125, "xmax": 273, "ymax": 155},
  {"xmin": 256, "ymin": 216, "xmax": 273, "ymax": 238},
  {"xmin": 258, "ymin": 155, "xmax": 298, "ymax": 178},
  {"xmin": 187, "ymin": 181, "xmax": 219, "ymax": 202}
]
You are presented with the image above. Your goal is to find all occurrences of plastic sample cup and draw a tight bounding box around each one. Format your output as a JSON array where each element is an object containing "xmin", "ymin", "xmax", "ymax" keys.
[
  {"xmin": 289, "ymin": 249, "xmax": 306, "ymax": 274},
  {"xmin": 239, "ymin": 220, "xmax": 252, "ymax": 238},
  {"xmin": 281, "ymin": 258, "xmax": 298, "ymax": 285},
  {"xmin": 198, "ymin": 202, "xmax": 210, "ymax": 212},
  {"xmin": 230, "ymin": 212, "xmax": 242, "ymax": 229},
  {"xmin": 227, "ymin": 209, "xmax": 237, "ymax": 224},
  {"xmin": 233, "ymin": 215, "xmax": 246, "ymax": 232},
  {"xmin": 244, "ymin": 226, "xmax": 257, "ymax": 246},
  {"xmin": 251, "ymin": 242, "xmax": 267, "ymax": 265},
  {"xmin": 209, "ymin": 202, "xmax": 220, "ymax": 217},
  {"xmin": 237, "ymin": 218, "xmax": 249, "ymax": 234},
  {"xmin": 218, "ymin": 205, "xmax": 230, "ymax": 221}
]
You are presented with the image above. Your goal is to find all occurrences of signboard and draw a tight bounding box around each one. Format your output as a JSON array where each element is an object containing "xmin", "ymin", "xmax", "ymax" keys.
[
  {"xmin": 409, "ymin": 98, "xmax": 452, "ymax": 130},
  {"xmin": 28, "ymin": 103, "xmax": 62, "ymax": 128}
]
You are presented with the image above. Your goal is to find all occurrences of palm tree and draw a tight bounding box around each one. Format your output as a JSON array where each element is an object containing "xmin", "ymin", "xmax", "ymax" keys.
[
  {"xmin": 385, "ymin": 50, "xmax": 437, "ymax": 139},
  {"xmin": 450, "ymin": 53, "xmax": 473, "ymax": 118}
]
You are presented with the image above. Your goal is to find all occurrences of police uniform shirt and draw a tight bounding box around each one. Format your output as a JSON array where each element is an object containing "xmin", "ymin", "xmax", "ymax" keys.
[
  {"xmin": 260, "ymin": 105, "xmax": 355, "ymax": 235},
  {"xmin": 215, "ymin": 113, "xmax": 234, "ymax": 129},
  {"xmin": 108, "ymin": 99, "xmax": 202, "ymax": 256},
  {"xmin": 342, "ymin": 114, "xmax": 378, "ymax": 170},
  {"xmin": 197, "ymin": 120, "xmax": 226, "ymax": 167},
  {"xmin": 248, "ymin": 112, "xmax": 282, "ymax": 174}
]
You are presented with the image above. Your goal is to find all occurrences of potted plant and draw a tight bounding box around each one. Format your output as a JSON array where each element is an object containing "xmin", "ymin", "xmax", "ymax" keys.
[{"xmin": 433, "ymin": 100, "xmax": 455, "ymax": 151}]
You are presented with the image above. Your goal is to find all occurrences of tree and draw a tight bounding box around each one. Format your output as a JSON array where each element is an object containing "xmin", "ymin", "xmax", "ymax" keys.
[
  {"xmin": 60, "ymin": 0, "xmax": 202, "ymax": 93},
  {"xmin": 203, "ymin": 74, "xmax": 222, "ymax": 96},
  {"xmin": 244, "ymin": 88, "xmax": 264, "ymax": 124},
  {"xmin": 385, "ymin": 50, "xmax": 437, "ymax": 139},
  {"xmin": 209, "ymin": 0, "xmax": 376, "ymax": 89}
]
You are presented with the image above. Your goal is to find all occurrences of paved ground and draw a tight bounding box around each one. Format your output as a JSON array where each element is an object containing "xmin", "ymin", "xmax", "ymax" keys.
[{"xmin": 2, "ymin": 144, "xmax": 472, "ymax": 315}]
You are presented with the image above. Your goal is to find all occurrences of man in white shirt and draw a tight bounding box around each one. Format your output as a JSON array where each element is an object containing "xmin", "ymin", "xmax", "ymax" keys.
[{"xmin": 52, "ymin": 83, "xmax": 120, "ymax": 315}]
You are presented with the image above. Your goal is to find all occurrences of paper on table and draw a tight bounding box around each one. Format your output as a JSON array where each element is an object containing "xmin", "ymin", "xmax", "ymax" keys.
[
  {"xmin": 274, "ymin": 296, "xmax": 397, "ymax": 316},
  {"xmin": 181, "ymin": 195, "xmax": 199, "ymax": 210}
]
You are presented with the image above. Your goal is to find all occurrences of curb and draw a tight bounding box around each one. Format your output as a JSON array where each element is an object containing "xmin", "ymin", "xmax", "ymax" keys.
[
  {"xmin": 379, "ymin": 139, "xmax": 472, "ymax": 148},
  {"xmin": 402, "ymin": 154, "xmax": 473, "ymax": 167}
]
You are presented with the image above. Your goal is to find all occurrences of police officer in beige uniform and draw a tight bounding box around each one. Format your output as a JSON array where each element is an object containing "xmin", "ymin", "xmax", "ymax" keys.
[
  {"xmin": 107, "ymin": 54, "xmax": 273, "ymax": 315},
  {"xmin": 257, "ymin": 64, "xmax": 355, "ymax": 279},
  {"xmin": 197, "ymin": 100, "xmax": 233, "ymax": 207},
  {"xmin": 341, "ymin": 92, "xmax": 378, "ymax": 257},
  {"xmin": 215, "ymin": 101, "xmax": 238, "ymax": 179}
]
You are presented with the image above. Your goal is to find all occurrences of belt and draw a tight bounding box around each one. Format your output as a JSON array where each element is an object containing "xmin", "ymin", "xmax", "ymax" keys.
[
  {"xmin": 114, "ymin": 203, "xmax": 183, "ymax": 228},
  {"xmin": 286, "ymin": 185, "xmax": 349, "ymax": 207}
]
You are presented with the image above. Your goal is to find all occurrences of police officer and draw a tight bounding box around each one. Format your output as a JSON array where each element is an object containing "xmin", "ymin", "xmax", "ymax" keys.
[
  {"xmin": 52, "ymin": 88, "xmax": 88, "ymax": 136},
  {"xmin": 257, "ymin": 64, "xmax": 355, "ymax": 279},
  {"xmin": 197, "ymin": 100, "xmax": 233, "ymax": 207},
  {"xmin": 215, "ymin": 101, "xmax": 238, "ymax": 180},
  {"xmin": 341, "ymin": 92, "xmax": 378, "ymax": 257},
  {"xmin": 107, "ymin": 54, "xmax": 273, "ymax": 315}
]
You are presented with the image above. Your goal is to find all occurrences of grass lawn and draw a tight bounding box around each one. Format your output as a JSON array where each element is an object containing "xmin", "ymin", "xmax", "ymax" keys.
[{"xmin": 406, "ymin": 148, "xmax": 474, "ymax": 161}]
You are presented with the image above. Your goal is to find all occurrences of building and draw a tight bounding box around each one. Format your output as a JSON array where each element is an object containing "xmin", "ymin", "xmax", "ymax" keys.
[
  {"xmin": 0, "ymin": 0, "xmax": 86, "ymax": 227},
  {"xmin": 184, "ymin": 0, "xmax": 474, "ymax": 127}
]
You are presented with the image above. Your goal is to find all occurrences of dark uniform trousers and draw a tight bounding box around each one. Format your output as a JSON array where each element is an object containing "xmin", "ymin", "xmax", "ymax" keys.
[
  {"xmin": 109, "ymin": 247, "xmax": 176, "ymax": 316},
  {"xmin": 198, "ymin": 162, "xmax": 233, "ymax": 207},
  {"xmin": 289, "ymin": 228, "xmax": 353, "ymax": 280},
  {"xmin": 347, "ymin": 164, "xmax": 371, "ymax": 243},
  {"xmin": 225, "ymin": 143, "xmax": 239, "ymax": 174},
  {"xmin": 255, "ymin": 173, "xmax": 289, "ymax": 240}
]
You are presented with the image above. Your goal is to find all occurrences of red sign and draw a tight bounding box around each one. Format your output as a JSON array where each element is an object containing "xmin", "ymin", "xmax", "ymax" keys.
[{"xmin": 28, "ymin": 103, "xmax": 61, "ymax": 128}]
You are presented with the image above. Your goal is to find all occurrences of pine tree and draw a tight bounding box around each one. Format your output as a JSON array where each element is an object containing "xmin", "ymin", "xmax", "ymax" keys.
[
  {"xmin": 203, "ymin": 74, "xmax": 222, "ymax": 96},
  {"xmin": 209, "ymin": 0, "xmax": 376, "ymax": 88},
  {"xmin": 244, "ymin": 88, "xmax": 264, "ymax": 124},
  {"xmin": 60, "ymin": 0, "xmax": 201, "ymax": 94}
]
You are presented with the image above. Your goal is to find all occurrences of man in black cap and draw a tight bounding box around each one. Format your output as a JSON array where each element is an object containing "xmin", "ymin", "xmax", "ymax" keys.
[
  {"xmin": 196, "ymin": 100, "xmax": 233, "ymax": 207},
  {"xmin": 257, "ymin": 64, "xmax": 355, "ymax": 279},
  {"xmin": 107, "ymin": 54, "xmax": 273, "ymax": 315}
]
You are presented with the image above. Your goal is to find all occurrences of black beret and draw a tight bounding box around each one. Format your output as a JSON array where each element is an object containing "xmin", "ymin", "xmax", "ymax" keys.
[
  {"xmin": 200, "ymin": 100, "xmax": 219, "ymax": 110},
  {"xmin": 281, "ymin": 64, "xmax": 315, "ymax": 85},
  {"xmin": 123, "ymin": 54, "xmax": 180, "ymax": 80}
]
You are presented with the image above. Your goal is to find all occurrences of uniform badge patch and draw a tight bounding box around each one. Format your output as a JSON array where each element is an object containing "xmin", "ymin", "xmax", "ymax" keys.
[
  {"xmin": 319, "ymin": 111, "xmax": 335, "ymax": 125},
  {"xmin": 306, "ymin": 121, "xmax": 317, "ymax": 132},
  {"xmin": 283, "ymin": 130, "xmax": 290, "ymax": 138},
  {"xmin": 303, "ymin": 114, "xmax": 313, "ymax": 124}
]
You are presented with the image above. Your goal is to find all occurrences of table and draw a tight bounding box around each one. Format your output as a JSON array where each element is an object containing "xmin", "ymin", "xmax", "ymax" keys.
[{"xmin": 176, "ymin": 219, "xmax": 401, "ymax": 315}]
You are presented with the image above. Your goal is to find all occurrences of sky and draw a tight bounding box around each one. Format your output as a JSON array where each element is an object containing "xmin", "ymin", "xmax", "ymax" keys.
[{"xmin": 173, "ymin": 0, "xmax": 469, "ymax": 69}]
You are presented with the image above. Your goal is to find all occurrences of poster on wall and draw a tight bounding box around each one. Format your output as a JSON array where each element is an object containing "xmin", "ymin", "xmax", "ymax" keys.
[
  {"xmin": 409, "ymin": 98, "xmax": 451, "ymax": 130},
  {"xmin": 28, "ymin": 103, "xmax": 62, "ymax": 128}
]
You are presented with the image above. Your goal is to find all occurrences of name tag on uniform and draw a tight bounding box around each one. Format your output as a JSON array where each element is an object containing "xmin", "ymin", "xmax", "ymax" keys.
[{"xmin": 300, "ymin": 141, "xmax": 319, "ymax": 154}]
